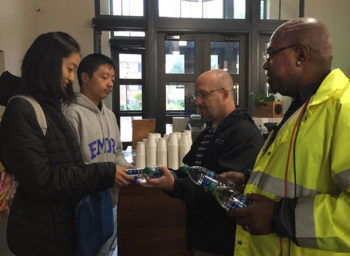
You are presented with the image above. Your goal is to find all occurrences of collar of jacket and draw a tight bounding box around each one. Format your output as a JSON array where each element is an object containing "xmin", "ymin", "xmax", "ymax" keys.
[
  {"xmin": 211, "ymin": 108, "xmax": 251, "ymax": 133},
  {"xmin": 308, "ymin": 69, "xmax": 349, "ymax": 108}
]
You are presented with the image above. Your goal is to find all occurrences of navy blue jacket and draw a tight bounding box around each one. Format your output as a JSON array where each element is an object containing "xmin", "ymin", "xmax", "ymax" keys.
[{"xmin": 172, "ymin": 109, "xmax": 264, "ymax": 256}]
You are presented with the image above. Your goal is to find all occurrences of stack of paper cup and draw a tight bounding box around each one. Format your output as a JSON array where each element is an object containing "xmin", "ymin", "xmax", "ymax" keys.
[
  {"xmin": 168, "ymin": 132, "xmax": 179, "ymax": 170},
  {"xmin": 153, "ymin": 133, "xmax": 161, "ymax": 143},
  {"xmin": 184, "ymin": 130, "xmax": 192, "ymax": 145},
  {"xmin": 179, "ymin": 132, "xmax": 191, "ymax": 167},
  {"xmin": 133, "ymin": 130, "xmax": 193, "ymax": 169},
  {"xmin": 173, "ymin": 132, "xmax": 181, "ymax": 143},
  {"xmin": 142, "ymin": 138, "xmax": 148, "ymax": 155},
  {"xmin": 157, "ymin": 138, "xmax": 167, "ymax": 166},
  {"xmin": 135, "ymin": 142, "xmax": 146, "ymax": 168},
  {"xmin": 146, "ymin": 134, "xmax": 157, "ymax": 167}
]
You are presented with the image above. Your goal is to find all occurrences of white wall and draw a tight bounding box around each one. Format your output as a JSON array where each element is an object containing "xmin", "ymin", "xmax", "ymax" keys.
[
  {"xmin": 305, "ymin": 0, "xmax": 350, "ymax": 76},
  {"xmin": 33, "ymin": 0, "xmax": 95, "ymax": 57},
  {"xmin": 0, "ymin": 0, "xmax": 94, "ymax": 75},
  {"xmin": 0, "ymin": 0, "xmax": 37, "ymax": 75}
]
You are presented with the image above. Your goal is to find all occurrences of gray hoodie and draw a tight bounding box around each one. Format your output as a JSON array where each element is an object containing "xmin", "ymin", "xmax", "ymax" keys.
[{"xmin": 63, "ymin": 93, "xmax": 129, "ymax": 203}]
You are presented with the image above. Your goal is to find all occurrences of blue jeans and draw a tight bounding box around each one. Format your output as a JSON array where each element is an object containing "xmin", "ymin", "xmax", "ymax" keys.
[{"xmin": 96, "ymin": 205, "xmax": 118, "ymax": 256}]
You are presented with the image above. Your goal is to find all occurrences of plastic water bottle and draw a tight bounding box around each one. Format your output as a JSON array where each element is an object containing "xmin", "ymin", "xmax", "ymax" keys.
[
  {"xmin": 215, "ymin": 189, "xmax": 253, "ymax": 210},
  {"xmin": 180, "ymin": 164, "xmax": 252, "ymax": 210},
  {"xmin": 180, "ymin": 164, "xmax": 235, "ymax": 193},
  {"xmin": 127, "ymin": 168, "xmax": 146, "ymax": 183},
  {"xmin": 127, "ymin": 167, "xmax": 176, "ymax": 183}
]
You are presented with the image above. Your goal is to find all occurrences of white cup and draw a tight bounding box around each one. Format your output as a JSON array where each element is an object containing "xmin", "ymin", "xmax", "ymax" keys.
[
  {"xmin": 157, "ymin": 138, "xmax": 167, "ymax": 166},
  {"xmin": 135, "ymin": 142, "xmax": 146, "ymax": 168}
]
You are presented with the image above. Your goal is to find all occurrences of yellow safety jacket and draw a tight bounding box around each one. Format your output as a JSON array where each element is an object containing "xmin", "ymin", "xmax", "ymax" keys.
[{"xmin": 235, "ymin": 69, "xmax": 350, "ymax": 256}]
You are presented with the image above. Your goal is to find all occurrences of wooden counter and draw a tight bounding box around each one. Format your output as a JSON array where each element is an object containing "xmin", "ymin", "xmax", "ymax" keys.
[{"xmin": 118, "ymin": 185, "xmax": 190, "ymax": 256}]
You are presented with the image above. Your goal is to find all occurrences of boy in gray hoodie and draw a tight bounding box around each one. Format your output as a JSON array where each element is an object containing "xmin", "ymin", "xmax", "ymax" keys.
[{"xmin": 63, "ymin": 53, "xmax": 131, "ymax": 256}]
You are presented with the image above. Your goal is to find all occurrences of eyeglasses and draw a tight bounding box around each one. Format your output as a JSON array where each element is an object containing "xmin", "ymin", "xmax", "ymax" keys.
[
  {"xmin": 192, "ymin": 88, "xmax": 224, "ymax": 100},
  {"xmin": 263, "ymin": 45, "xmax": 297, "ymax": 63}
]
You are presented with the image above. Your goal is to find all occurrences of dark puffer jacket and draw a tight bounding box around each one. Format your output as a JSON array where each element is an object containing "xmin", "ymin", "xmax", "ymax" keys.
[
  {"xmin": 0, "ymin": 96, "xmax": 116, "ymax": 256},
  {"xmin": 172, "ymin": 109, "xmax": 264, "ymax": 256}
]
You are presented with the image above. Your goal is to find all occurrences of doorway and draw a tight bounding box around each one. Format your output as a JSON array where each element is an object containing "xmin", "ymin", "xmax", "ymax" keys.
[{"xmin": 157, "ymin": 33, "xmax": 247, "ymax": 134}]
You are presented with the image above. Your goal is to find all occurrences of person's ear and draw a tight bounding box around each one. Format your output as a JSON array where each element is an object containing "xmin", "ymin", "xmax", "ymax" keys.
[
  {"xmin": 295, "ymin": 44, "xmax": 309, "ymax": 66},
  {"xmin": 81, "ymin": 72, "xmax": 90, "ymax": 84},
  {"xmin": 222, "ymin": 88, "xmax": 230, "ymax": 99}
]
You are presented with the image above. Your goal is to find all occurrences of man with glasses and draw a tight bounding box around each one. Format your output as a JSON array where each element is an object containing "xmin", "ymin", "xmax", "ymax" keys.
[
  {"xmin": 228, "ymin": 17, "xmax": 350, "ymax": 256},
  {"xmin": 141, "ymin": 69, "xmax": 263, "ymax": 256}
]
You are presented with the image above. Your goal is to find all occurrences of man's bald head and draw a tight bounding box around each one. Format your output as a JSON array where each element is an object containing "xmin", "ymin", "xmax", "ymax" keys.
[
  {"xmin": 194, "ymin": 69, "xmax": 235, "ymax": 125},
  {"xmin": 196, "ymin": 69, "xmax": 234, "ymax": 92},
  {"xmin": 264, "ymin": 17, "xmax": 333, "ymax": 96},
  {"xmin": 271, "ymin": 17, "xmax": 333, "ymax": 69}
]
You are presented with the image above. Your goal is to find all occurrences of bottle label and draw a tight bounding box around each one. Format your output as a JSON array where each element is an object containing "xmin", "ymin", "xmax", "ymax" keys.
[
  {"xmin": 229, "ymin": 195, "xmax": 252, "ymax": 210},
  {"xmin": 201, "ymin": 176, "xmax": 217, "ymax": 186},
  {"xmin": 127, "ymin": 168, "xmax": 146, "ymax": 183}
]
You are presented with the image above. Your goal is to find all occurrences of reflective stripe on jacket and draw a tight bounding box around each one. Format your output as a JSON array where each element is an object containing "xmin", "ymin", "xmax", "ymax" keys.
[{"xmin": 234, "ymin": 69, "xmax": 350, "ymax": 256}]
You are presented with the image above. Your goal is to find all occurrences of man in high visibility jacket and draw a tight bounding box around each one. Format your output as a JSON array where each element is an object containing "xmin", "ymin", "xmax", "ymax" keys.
[{"xmin": 223, "ymin": 17, "xmax": 350, "ymax": 255}]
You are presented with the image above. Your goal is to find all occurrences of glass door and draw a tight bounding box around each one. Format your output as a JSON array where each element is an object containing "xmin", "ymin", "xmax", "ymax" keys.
[
  {"xmin": 157, "ymin": 33, "xmax": 247, "ymax": 134},
  {"xmin": 110, "ymin": 38, "xmax": 145, "ymax": 148}
]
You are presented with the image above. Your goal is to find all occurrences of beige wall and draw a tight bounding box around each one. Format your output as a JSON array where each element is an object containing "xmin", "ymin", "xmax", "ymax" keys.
[
  {"xmin": 305, "ymin": 0, "xmax": 350, "ymax": 76},
  {"xmin": 0, "ymin": 0, "xmax": 94, "ymax": 76},
  {"xmin": 33, "ymin": 0, "xmax": 95, "ymax": 57},
  {"xmin": 0, "ymin": 0, "xmax": 37, "ymax": 75},
  {"xmin": 0, "ymin": 51, "xmax": 4, "ymax": 74}
]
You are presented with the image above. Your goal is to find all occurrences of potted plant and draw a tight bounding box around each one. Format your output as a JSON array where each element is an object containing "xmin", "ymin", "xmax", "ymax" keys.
[
  {"xmin": 252, "ymin": 94, "xmax": 276, "ymax": 106},
  {"xmin": 252, "ymin": 94, "xmax": 284, "ymax": 117}
]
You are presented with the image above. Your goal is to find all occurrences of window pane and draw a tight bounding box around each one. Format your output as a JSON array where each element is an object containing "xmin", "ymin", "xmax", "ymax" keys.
[
  {"xmin": 114, "ymin": 31, "xmax": 145, "ymax": 37},
  {"xmin": 166, "ymin": 124, "xmax": 173, "ymax": 134},
  {"xmin": 159, "ymin": 0, "xmax": 245, "ymax": 19},
  {"xmin": 210, "ymin": 41, "xmax": 240, "ymax": 74},
  {"xmin": 211, "ymin": 55, "xmax": 219, "ymax": 70},
  {"xmin": 166, "ymin": 84, "xmax": 185, "ymax": 111},
  {"xmin": 120, "ymin": 85, "xmax": 142, "ymax": 111},
  {"xmin": 260, "ymin": 0, "xmax": 299, "ymax": 20},
  {"xmin": 120, "ymin": 116, "xmax": 142, "ymax": 142},
  {"xmin": 264, "ymin": 0, "xmax": 279, "ymax": 19},
  {"xmin": 159, "ymin": 0, "xmax": 180, "ymax": 17},
  {"xmin": 113, "ymin": 0, "xmax": 143, "ymax": 16},
  {"xmin": 260, "ymin": 0, "xmax": 265, "ymax": 19},
  {"xmin": 119, "ymin": 54, "xmax": 142, "ymax": 79},
  {"xmin": 203, "ymin": 0, "xmax": 223, "ymax": 19},
  {"xmin": 165, "ymin": 41, "xmax": 195, "ymax": 74},
  {"xmin": 99, "ymin": 0, "xmax": 143, "ymax": 16},
  {"xmin": 181, "ymin": 0, "xmax": 202, "ymax": 18},
  {"xmin": 234, "ymin": 0, "xmax": 246, "ymax": 19},
  {"xmin": 99, "ymin": 0, "xmax": 111, "ymax": 15},
  {"xmin": 166, "ymin": 82, "xmax": 196, "ymax": 114},
  {"xmin": 233, "ymin": 82, "xmax": 240, "ymax": 106}
]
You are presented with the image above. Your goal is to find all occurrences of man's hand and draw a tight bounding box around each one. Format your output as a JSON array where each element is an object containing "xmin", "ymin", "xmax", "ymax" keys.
[
  {"xmin": 114, "ymin": 165, "xmax": 134, "ymax": 187},
  {"xmin": 228, "ymin": 193, "xmax": 275, "ymax": 235},
  {"xmin": 139, "ymin": 166, "xmax": 175, "ymax": 191},
  {"xmin": 219, "ymin": 171, "xmax": 245, "ymax": 193}
]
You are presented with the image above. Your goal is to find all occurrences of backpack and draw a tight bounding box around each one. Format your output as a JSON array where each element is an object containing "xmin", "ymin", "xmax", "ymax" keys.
[{"xmin": 0, "ymin": 95, "xmax": 47, "ymax": 218}]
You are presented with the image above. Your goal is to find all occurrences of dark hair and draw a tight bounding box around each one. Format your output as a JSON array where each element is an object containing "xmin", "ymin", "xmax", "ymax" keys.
[
  {"xmin": 77, "ymin": 53, "xmax": 115, "ymax": 87},
  {"xmin": 21, "ymin": 32, "xmax": 80, "ymax": 102}
]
